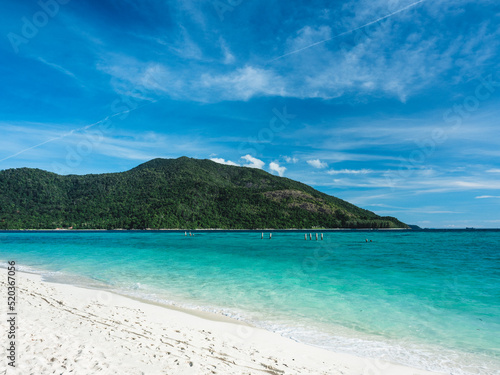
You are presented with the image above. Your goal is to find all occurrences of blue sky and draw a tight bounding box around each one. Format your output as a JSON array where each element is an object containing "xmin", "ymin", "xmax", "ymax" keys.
[{"xmin": 1, "ymin": 0, "xmax": 499, "ymax": 228}]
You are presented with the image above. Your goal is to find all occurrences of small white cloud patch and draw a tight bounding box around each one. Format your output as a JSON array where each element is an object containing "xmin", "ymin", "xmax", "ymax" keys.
[
  {"xmin": 283, "ymin": 156, "xmax": 298, "ymax": 163},
  {"xmin": 269, "ymin": 162, "xmax": 286, "ymax": 177},
  {"xmin": 307, "ymin": 159, "xmax": 328, "ymax": 169},
  {"xmin": 210, "ymin": 158, "xmax": 239, "ymax": 166},
  {"xmin": 241, "ymin": 154, "xmax": 265, "ymax": 169}
]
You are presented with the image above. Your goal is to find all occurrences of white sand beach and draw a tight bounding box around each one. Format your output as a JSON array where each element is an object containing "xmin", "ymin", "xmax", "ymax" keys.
[{"xmin": 1, "ymin": 272, "xmax": 444, "ymax": 375}]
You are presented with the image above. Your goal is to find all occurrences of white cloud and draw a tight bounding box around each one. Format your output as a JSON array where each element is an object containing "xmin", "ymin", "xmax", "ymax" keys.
[
  {"xmin": 219, "ymin": 37, "xmax": 235, "ymax": 64},
  {"xmin": 101, "ymin": 57, "xmax": 287, "ymax": 102},
  {"xmin": 327, "ymin": 169, "xmax": 373, "ymax": 175},
  {"xmin": 376, "ymin": 209, "xmax": 464, "ymax": 215},
  {"xmin": 269, "ymin": 162, "xmax": 286, "ymax": 177},
  {"xmin": 201, "ymin": 66, "xmax": 286, "ymax": 101},
  {"xmin": 169, "ymin": 25, "xmax": 203, "ymax": 60},
  {"xmin": 37, "ymin": 57, "xmax": 78, "ymax": 81},
  {"xmin": 266, "ymin": 2, "xmax": 500, "ymax": 102},
  {"xmin": 98, "ymin": 56, "xmax": 184, "ymax": 100},
  {"xmin": 307, "ymin": 159, "xmax": 328, "ymax": 169},
  {"xmin": 210, "ymin": 158, "xmax": 239, "ymax": 166},
  {"xmin": 89, "ymin": 0, "xmax": 500, "ymax": 104},
  {"xmin": 487, "ymin": 169, "xmax": 500, "ymax": 173},
  {"xmin": 283, "ymin": 156, "xmax": 298, "ymax": 163},
  {"xmin": 475, "ymin": 195, "xmax": 500, "ymax": 199},
  {"xmin": 241, "ymin": 154, "xmax": 265, "ymax": 169}
]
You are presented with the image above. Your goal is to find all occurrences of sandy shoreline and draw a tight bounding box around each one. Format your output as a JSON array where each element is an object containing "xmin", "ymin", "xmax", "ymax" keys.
[{"xmin": 1, "ymin": 271, "xmax": 443, "ymax": 375}]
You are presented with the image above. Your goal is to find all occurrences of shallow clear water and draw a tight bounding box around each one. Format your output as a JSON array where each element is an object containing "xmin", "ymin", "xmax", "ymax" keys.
[{"xmin": 1, "ymin": 230, "xmax": 499, "ymax": 374}]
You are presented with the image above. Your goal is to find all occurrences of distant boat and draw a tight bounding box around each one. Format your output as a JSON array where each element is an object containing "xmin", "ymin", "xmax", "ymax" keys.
[{"xmin": 466, "ymin": 227, "xmax": 475, "ymax": 230}]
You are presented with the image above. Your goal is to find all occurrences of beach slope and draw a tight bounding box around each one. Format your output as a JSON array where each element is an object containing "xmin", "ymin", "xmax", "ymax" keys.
[{"xmin": 1, "ymin": 272, "xmax": 443, "ymax": 375}]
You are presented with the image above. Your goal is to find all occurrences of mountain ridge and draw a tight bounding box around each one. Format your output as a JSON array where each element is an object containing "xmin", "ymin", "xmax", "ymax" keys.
[{"xmin": 0, "ymin": 157, "xmax": 408, "ymax": 230}]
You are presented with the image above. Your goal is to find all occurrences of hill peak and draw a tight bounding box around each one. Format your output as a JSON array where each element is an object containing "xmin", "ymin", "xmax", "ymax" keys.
[{"xmin": 0, "ymin": 158, "xmax": 408, "ymax": 230}]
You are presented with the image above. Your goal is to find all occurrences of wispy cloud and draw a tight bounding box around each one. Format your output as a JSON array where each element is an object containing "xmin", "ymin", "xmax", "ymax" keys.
[
  {"xmin": 99, "ymin": 56, "xmax": 286, "ymax": 102},
  {"xmin": 268, "ymin": 0, "xmax": 427, "ymax": 63},
  {"xmin": 327, "ymin": 169, "xmax": 373, "ymax": 175},
  {"xmin": 262, "ymin": 2, "xmax": 500, "ymax": 102},
  {"xmin": 91, "ymin": 0, "xmax": 500, "ymax": 104},
  {"xmin": 375, "ymin": 209, "xmax": 464, "ymax": 215},
  {"xmin": 219, "ymin": 37, "xmax": 235, "ymax": 64},
  {"xmin": 307, "ymin": 159, "xmax": 328, "ymax": 169},
  {"xmin": 37, "ymin": 57, "xmax": 78, "ymax": 80},
  {"xmin": 201, "ymin": 66, "xmax": 286, "ymax": 101}
]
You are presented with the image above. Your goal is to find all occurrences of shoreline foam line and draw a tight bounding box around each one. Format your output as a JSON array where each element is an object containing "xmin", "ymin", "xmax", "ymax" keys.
[{"xmin": 1, "ymin": 270, "xmax": 444, "ymax": 375}]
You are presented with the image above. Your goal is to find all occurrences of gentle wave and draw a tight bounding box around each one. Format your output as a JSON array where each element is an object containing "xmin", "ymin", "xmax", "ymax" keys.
[{"xmin": 1, "ymin": 230, "xmax": 499, "ymax": 375}]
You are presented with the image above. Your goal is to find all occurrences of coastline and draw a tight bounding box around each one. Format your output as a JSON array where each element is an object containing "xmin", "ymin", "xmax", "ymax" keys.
[
  {"xmin": 1, "ymin": 271, "xmax": 444, "ymax": 375},
  {"xmin": 0, "ymin": 228, "xmax": 410, "ymax": 232},
  {"xmin": 2, "ymin": 228, "xmax": 499, "ymax": 232}
]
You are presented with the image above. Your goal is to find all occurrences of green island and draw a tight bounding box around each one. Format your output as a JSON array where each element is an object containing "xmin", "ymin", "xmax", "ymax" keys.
[{"xmin": 0, "ymin": 157, "xmax": 408, "ymax": 230}]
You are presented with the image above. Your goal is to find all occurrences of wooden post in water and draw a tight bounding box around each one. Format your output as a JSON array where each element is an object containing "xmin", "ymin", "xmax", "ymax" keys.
[
  {"xmin": 309, "ymin": 233, "xmax": 312, "ymax": 240},
  {"xmin": 185, "ymin": 231, "xmax": 187, "ymax": 236},
  {"xmin": 261, "ymin": 232, "xmax": 264, "ymax": 239},
  {"xmin": 321, "ymin": 233, "xmax": 324, "ymax": 240},
  {"xmin": 315, "ymin": 233, "xmax": 318, "ymax": 241},
  {"xmin": 305, "ymin": 233, "xmax": 307, "ymax": 240},
  {"xmin": 269, "ymin": 232, "xmax": 272, "ymax": 239}
]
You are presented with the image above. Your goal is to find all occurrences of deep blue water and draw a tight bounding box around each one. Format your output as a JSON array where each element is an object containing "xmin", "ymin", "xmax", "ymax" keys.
[{"xmin": 1, "ymin": 230, "xmax": 499, "ymax": 374}]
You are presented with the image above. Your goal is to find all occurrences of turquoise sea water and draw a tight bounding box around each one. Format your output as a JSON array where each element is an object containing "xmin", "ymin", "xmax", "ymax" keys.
[{"xmin": 1, "ymin": 230, "xmax": 499, "ymax": 374}]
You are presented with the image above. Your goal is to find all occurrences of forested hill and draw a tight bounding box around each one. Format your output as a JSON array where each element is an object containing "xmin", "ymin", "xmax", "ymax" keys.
[{"xmin": 0, "ymin": 157, "xmax": 408, "ymax": 230}]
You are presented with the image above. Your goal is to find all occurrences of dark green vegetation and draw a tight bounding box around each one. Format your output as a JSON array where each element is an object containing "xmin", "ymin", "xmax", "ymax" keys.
[
  {"xmin": 0, "ymin": 157, "xmax": 408, "ymax": 229},
  {"xmin": 408, "ymin": 224, "xmax": 422, "ymax": 230}
]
